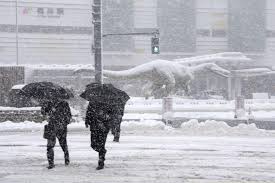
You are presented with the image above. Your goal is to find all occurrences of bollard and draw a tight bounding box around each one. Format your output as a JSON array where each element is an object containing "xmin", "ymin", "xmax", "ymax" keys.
[
  {"xmin": 247, "ymin": 107, "xmax": 255, "ymax": 124},
  {"xmin": 234, "ymin": 96, "xmax": 245, "ymax": 119},
  {"xmin": 162, "ymin": 97, "xmax": 174, "ymax": 124}
]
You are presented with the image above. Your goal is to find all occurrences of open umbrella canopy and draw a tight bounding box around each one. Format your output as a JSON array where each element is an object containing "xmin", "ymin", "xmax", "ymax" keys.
[
  {"xmin": 20, "ymin": 82, "xmax": 74, "ymax": 100},
  {"xmin": 80, "ymin": 83, "xmax": 130, "ymax": 105}
]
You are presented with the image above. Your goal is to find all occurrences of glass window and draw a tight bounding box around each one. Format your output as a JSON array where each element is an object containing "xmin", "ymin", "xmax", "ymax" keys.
[
  {"xmin": 57, "ymin": 8, "xmax": 64, "ymax": 15},
  {"xmin": 267, "ymin": 0, "xmax": 275, "ymax": 10},
  {"xmin": 196, "ymin": 0, "xmax": 228, "ymax": 37},
  {"xmin": 37, "ymin": 8, "xmax": 44, "ymax": 15},
  {"xmin": 212, "ymin": 0, "xmax": 227, "ymax": 9},
  {"xmin": 211, "ymin": 12, "xmax": 227, "ymax": 30},
  {"xmin": 266, "ymin": 0, "xmax": 275, "ymax": 33},
  {"xmin": 197, "ymin": 12, "xmax": 211, "ymax": 29},
  {"xmin": 134, "ymin": 0, "xmax": 157, "ymax": 28},
  {"xmin": 196, "ymin": 0, "xmax": 212, "ymax": 9},
  {"xmin": 197, "ymin": 0, "xmax": 227, "ymax": 9},
  {"xmin": 47, "ymin": 8, "xmax": 54, "ymax": 15},
  {"xmin": 266, "ymin": 30, "xmax": 275, "ymax": 38},
  {"xmin": 266, "ymin": 13, "xmax": 275, "ymax": 30}
]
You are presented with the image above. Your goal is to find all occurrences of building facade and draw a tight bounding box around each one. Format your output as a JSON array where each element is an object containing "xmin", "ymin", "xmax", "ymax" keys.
[
  {"xmin": 0, "ymin": 0, "xmax": 93, "ymax": 65},
  {"xmin": 0, "ymin": 0, "xmax": 275, "ymax": 66}
]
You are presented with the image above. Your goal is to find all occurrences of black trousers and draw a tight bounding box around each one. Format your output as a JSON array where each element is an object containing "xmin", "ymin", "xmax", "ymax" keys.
[
  {"xmin": 111, "ymin": 117, "xmax": 121, "ymax": 139},
  {"xmin": 47, "ymin": 128, "xmax": 69, "ymax": 165},
  {"xmin": 90, "ymin": 122, "xmax": 110, "ymax": 161}
]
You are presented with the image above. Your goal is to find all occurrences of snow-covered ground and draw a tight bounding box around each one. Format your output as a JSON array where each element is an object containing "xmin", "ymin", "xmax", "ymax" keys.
[
  {"xmin": 1, "ymin": 120, "xmax": 275, "ymax": 183},
  {"xmin": 123, "ymin": 111, "xmax": 275, "ymax": 121}
]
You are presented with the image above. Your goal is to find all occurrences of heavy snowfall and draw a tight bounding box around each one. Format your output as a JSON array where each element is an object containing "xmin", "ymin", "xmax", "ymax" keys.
[
  {"xmin": 1, "ymin": 0, "xmax": 275, "ymax": 183},
  {"xmin": 1, "ymin": 119, "xmax": 275, "ymax": 183}
]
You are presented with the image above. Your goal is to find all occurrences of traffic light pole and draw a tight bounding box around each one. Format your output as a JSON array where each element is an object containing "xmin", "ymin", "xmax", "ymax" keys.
[
  {"xmin": 103, "ymin": 29, "xmax": 160, "ymax": 54},
  {"xmin": 92, "ymin": 0, "xmax": 103, "ymax": 84},
  {"xmin": 92, "ymin": 0, "xmax": 159, "ymax": 84},
  {"xmin": 102, "ymin": 29, "xmax": 159, "ymax": 38}
]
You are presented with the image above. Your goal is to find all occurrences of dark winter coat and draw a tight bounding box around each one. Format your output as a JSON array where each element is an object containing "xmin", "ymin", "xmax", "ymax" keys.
[
  {"xmin": 41, "ymin": 100, "xmax": 72, "ymax": 138},
  {"xmin": 116, "ymin": 102, "xmax": 125, "ymax": 116},
  {"xmin": 85, "ymin": 101, "xmax": 117, "ymax": 152},
  {"xmin": 111, "ymin": 102, "xmax": 125, "ymax": 131}
]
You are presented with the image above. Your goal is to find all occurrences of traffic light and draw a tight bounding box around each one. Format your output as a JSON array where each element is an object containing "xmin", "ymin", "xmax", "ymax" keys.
[{"xmin": 151, "ymin": 37, "xmax": 160, "ymax": 54}]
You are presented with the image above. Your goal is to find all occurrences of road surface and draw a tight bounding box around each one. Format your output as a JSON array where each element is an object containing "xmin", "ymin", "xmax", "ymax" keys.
[{"xmin": 0, "ymin": 130, "xmax": 275, "ymax": 183}]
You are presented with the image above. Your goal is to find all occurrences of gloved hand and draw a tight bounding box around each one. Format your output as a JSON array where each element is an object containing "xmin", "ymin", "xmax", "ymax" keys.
[
  {"xmin": 85, "ymin": 123, "xmax": 89, "ymax": 128},
  {"xmin": 43, "ymin": 115, "xmax": 50, "ymax": 122}
]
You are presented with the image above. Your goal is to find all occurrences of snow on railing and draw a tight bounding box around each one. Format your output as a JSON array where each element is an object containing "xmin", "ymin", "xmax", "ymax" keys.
[{"xmin": 126, "ymin": 98, "xmax": 275, "ymax": 108}]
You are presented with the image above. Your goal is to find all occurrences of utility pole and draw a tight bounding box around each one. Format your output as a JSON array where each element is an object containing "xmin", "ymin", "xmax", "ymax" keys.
[
  {"xmin": 15, "ymin": 0, "xmax": 19, "ymax": 65},
  {"xmin": 92, "ymin": 0, "xmax": 103, "ymax": 84}
]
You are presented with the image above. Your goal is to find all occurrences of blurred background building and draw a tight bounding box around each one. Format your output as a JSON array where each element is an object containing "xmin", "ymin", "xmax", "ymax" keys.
[
  {"xmin": 0, "ymin": 0, "xmax": 275, "ymax": 67},
  {"xmin": 1, "ymin": 0, "xmax": 275, "ymax": 105}
]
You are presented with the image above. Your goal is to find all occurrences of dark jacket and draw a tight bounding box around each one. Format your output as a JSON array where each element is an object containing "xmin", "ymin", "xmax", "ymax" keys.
[
  {"xmin": 85, "ymin": 101, "xmax": 114, "ymax": 131},
  {"xmin": 86, "ymin": 101, "xmax": 116, "ymax": 152},
  {"xmin": 116, "ymin": 102, "xmax": 125, "ymax": 116},
  {"xmin": 41, "ymin": 100, "xmax": 72, "ymax": 130}
]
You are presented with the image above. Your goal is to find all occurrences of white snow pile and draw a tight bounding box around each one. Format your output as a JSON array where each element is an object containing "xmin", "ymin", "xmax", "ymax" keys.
[
  {"xmin": 180, "ymin": 119, "xmax": 274, "ymax": 137},
  {"xmin": 121, "ymin": 120, "xmax": 174, "ymax": 134},
  {"xmin": 0, "ymin": 121, "xmax": 86, "ymax": 132},
  {"xmin": 0, "ymin": 121, "xmax": 46, "ymax": 131},
  {"xmin": 120, "ymin": 119, "xmax": 274, "ymax": 137},
  {"xmin": 0, "ymin": 107, "xmax": 40, "ymax": 111},
  {"xmin": 0, "ymin": 119, "xmax": 274, "ymax": 137}
]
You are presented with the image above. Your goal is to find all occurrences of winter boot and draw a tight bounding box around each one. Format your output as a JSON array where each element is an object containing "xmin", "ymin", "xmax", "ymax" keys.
[
  {"xmin": 96, "ymin": 152, "xmax": 105, "ymax": 170},
  {"xmin": 47, "ymin": 147, "xmax": 55, "ymax": 169},
  {"xmin": 65, "ymin": 158, "xmax": 70, "ymax": 166},
  {"xmin": 113, "ymin": 136, "xmax": 119, "ymax": 142},
  {"xmin": 113, "ymin": 132, "xmax": 120, "ymax": 142},
  {"xmin": 64, "ymin": 152, "xmax": 70, "ymax": 166},
  {"xmin": 47, "ymin": 164, "xmax": 55, "ymax": 169},
  {"xmin": 96, "ymin": 159, "xmax": 104, "ymax": 170},
  {"xmin": 47, "ymin": 157, "xmax": 55, "ymax": 169}
]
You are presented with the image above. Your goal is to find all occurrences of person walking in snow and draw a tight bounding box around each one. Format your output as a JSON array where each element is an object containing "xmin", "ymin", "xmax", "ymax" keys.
[
  {"xmin": 42, "ymin": 99, "xmax": 72, "ymax": 169},
  {"xmin": 85, "ymin": 100, "xmax": 115, "ymax": 170},
  {"xmin": 81, "ymin": 82, "xmax": 130, "ymax": 170}
]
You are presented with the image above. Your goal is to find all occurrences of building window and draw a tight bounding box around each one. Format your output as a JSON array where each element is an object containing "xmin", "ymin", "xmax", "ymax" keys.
[
  {"xmin": 134, "ymin": 0, "xmax": 157, "ymax": 29},
  {"xmin": 112, "ymin": 0, "xmax": 121, "ymax": 4},
  {"xmin": 266, "ymin": 0, "xmax": 275, "ymax": 37},
  {"xmin": 47, "ymin": 8, "xmax": 54, "ymax": 15},
  {"xmin": 37, "ymin": 8, "xmax": 44, "ymax": 15},
  {"xmin": 196, "ymin": 0, "xmax": 228, "ymax": 37},
  {"xmin": 267, "ymin": 30, "xmax": 275, "ymax": 38},
  {"xmin": 57, "ymin": 8, "xmax": 64, "ymax": 15},
  {"xmin": 23, "ymin": 7, "xmax": 32, "ymax": 15}
]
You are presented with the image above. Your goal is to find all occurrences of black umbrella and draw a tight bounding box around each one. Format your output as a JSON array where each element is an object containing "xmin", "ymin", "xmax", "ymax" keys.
[
  {"xmin": 80, "ymin": 83, "xmax": 130, "ymax": 105},
  {"xmin": 21, "ymin": 82, "xmax": 74, "ymax": 100}
]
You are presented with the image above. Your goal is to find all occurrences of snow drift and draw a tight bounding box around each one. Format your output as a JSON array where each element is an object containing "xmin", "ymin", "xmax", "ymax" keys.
[
  {"xmin": 180, "ymin": 119, "xmax": 272, "ymax": 137},
  {"xmin": 1, "ymin": 120, "xmax": 274, "ymax": 137}
]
